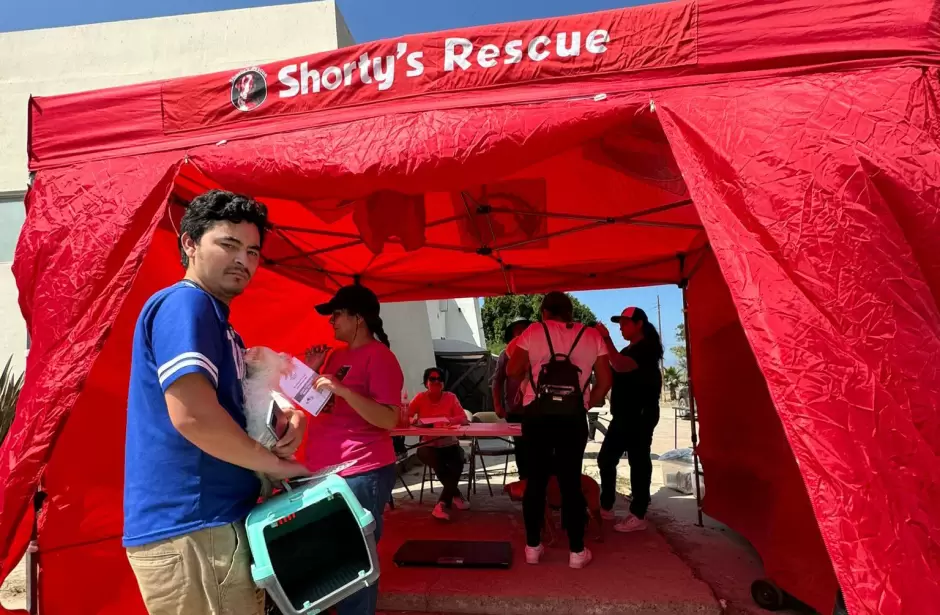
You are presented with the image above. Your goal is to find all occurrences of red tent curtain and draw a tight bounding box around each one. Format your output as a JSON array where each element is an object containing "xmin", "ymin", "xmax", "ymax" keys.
[{"xmin": 658, "ymin": 66, "xmax": 940, "ymax": 614}]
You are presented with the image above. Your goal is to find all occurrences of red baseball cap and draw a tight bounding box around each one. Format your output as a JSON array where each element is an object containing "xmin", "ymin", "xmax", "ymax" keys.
[{"xmin": 611, "ymin": 307, "xmax": 648, "ymax": 323}]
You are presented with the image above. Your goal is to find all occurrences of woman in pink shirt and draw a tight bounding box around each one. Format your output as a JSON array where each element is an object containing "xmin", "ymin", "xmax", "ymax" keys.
[
  {"xmin": 409, "ymin": 367, "xmax": 470, "ymax": 521},
  {"xmin": 303, "ymin": 284, "xmax": 404, "ymax": 615}
]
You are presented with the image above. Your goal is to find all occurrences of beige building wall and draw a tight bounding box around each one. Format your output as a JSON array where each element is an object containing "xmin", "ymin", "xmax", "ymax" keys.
[
  {"xmin": 383, "ymin": 302, "xmax": 438, "ymax": 401},
  {"xmin": 0, "ymin": 1, "xmax": 353, "ymax": 376},
  {"xmin": 426, "ymin": 298, "xmax": 487, "ymax": 349}
]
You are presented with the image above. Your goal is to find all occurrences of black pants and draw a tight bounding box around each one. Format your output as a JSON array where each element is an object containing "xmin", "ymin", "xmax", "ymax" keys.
[
  {"xmin": 417, "ymin": 444, "xmax": 466, "ymax": 506},
  {"xmin": 598, "ymin": 408, "xmax": 659, "ymax": 519},
  {"xmin": 506, "ymin": 412, "xmax": 528, "ymax": 480},
  {"xmin": 522, "ymin": 413, "xmax": 588, "ymax": 553}
]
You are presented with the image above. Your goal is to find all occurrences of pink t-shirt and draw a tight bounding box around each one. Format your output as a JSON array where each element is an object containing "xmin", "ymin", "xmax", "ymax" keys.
[
  {"xmin": 516, "ymin": 321, "xmax": 607, "ymax": 407},
  {"xmin": 409, "ymin": 391, "xmax": 467, "ymax": 447},
  {"xmin": 304, "ymin": 341, "xmax": 404, "ymax": 477}
]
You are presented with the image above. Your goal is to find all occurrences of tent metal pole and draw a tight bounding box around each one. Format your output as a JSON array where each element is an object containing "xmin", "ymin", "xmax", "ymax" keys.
[
  {"xmin": 680, "ymin": 281, "xmax": 705, "ymax": 527},
  {"xmin": 26, "ymin": 489, "xmax": 45, "ymax": 615}
]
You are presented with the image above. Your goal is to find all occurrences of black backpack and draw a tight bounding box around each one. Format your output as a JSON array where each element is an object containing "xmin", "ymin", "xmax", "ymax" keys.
[{"xmin": 529, "ymin": 322, "xmax": 589, "ymax": 416}]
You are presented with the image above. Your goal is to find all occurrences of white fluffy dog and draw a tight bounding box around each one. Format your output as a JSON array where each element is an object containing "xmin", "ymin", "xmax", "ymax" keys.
[{"xmin": 243, "ymin": 346, "xmax": 296, "ymax": 497}]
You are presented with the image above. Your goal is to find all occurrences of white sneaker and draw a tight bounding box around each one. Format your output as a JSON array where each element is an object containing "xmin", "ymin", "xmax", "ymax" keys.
[
  {"xmin": 431, "ymin": 502, "xmax": 450, "ymax": 521},
  {"xmin": 600, "ymin": 508, "xmax": 616, "ymax": 521},
  {"xmin": 569, "ymin": 547, "xmax": 593, "ymax": 569},
  {"xmin": 452, "ymin": 496, "xmax": 470, "ymax": 511},
  {"xmin": 613, "ymin": 514, "xmax": 648, "ymax": 533},
  {"xmin": 524, "ymin": 543, "xmax": 544, "ymax": 565}
]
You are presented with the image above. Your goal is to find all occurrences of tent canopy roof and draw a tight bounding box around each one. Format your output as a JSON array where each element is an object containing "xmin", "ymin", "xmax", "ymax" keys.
[
  {"xmin": 23, "ymin": 0, "xmax": 938, "ymax": 301},
  {"xmin": 27, "ymin": 0, "xmax": 939, "ymax": 172}
]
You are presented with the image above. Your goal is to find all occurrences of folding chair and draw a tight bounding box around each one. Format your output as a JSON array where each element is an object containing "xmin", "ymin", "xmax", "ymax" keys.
[
  {"xmin": 418, "ymin": 464, "xmax": 437, "ymax": 504},
  {"xmin": 468, "ymin": 412, "xmax": 516, "ymax": 496},
  {"xmin": 390, "ymin": 437, "xmax": 413, "ymax": 509}
]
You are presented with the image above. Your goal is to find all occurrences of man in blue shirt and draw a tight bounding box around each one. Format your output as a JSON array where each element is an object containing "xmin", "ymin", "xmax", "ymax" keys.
[{"xmin": 124, "ymin": 190, "xmax": 309, "ymax": 615}]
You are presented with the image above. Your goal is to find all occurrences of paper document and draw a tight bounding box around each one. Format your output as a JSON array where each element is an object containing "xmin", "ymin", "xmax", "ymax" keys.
[
  {"xmin": 279, "ymin": 357, "xmax": 332, "ymax": 416},
  {"xmin": 416, "ymin": 416, "xmax": 450, "ymax": 425}
]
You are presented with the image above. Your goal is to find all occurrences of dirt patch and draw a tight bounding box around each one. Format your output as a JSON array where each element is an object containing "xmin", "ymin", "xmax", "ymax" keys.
[{"xmin": 0, "ymin": 557, "xmax": 26, "ymax": 611}]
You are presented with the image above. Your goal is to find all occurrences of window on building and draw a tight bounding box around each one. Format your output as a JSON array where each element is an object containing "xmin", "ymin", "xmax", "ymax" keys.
[{"xmin": 0, "ymin": 197, "xmax": 26, "ymax": 263}]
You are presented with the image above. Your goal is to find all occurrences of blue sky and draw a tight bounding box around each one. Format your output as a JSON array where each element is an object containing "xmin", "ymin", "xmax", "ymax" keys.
[
  {"xmin": 0, "ymin": 0, "xmax": 646, "ymax": 34},
  {"xmin": 573, "ymin": 287, "xmax": 684, "ymax": 366},
  {"xmin": 0, "ymin": 0, "xmax": 683, "ymax": 362}
]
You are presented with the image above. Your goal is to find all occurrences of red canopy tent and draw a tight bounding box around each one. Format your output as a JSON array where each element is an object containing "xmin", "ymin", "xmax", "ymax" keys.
[{"xmin": 2, "ymin": 1, "xmax": 939, "ymax": 613}]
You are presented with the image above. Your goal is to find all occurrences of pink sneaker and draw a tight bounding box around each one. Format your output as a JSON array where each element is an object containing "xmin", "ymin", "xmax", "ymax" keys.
[
  {"xmin": 452, "ymin": 496, "xmax": 470, "ymax": 511},
  {"xmin": 525, "ymin": 544, "xmax": 544, "ymax": 565},
  {"xmin": 431, "ymin": 502, "xmax": 450, "ymax": 521},
  {"xmin": 613, "ymin": 514, "xmax": 648, "ymax": 533},
  {"xmin": 569, "ymin": 547, "xmax": 593, "ymax": 569},
  {"xmin": 600, "ymin": 508, "xmax": 616, "ymax": 521}
]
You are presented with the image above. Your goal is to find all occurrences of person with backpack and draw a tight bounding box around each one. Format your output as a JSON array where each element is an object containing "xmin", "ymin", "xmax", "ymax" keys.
[{"xmin": 506, "ymin": 292, "xmax": 612, "ymax": 569}]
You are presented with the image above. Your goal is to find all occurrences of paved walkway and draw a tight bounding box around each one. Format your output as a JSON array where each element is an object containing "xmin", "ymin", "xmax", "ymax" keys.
[
  {"xmin": 377, "ymin": 495, "xmax": 720, "ymax": 614},
  {"xmin": 383, "ymin": 404, "xmax": 804, "ymax": 615}
]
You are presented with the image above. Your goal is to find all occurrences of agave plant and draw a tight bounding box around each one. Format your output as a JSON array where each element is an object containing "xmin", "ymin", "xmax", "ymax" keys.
[{"xmin": 0, "ymin": 356, "xmax": 25, "ymax": 446}]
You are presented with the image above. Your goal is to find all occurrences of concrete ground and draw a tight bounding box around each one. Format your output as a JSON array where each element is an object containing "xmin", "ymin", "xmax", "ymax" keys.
[
  {"xmin": 381, "ymin": 404, "xmax": 809, "ymax": 615},
  {"xmin": 0, "ymin": 557, "xmax": 24, "ymax": 611},
  {"xmin": 377, "ymin": 496, "xmax": 719, "ymax": 614},
  {"xmin": 0, "ymin": 403, "xmax": 810, "ymax": 615}
]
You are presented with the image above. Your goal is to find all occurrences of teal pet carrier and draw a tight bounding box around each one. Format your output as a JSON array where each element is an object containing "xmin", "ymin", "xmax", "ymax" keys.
[{"xmin": 246, "ymin": 474, "xmax": 380, "ymax": 614}]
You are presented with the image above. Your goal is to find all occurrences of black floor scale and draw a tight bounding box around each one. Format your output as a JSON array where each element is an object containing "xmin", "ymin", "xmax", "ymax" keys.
[{"xmin": 393, "ymin": 540, "xmax": 512, "ymax": 569}]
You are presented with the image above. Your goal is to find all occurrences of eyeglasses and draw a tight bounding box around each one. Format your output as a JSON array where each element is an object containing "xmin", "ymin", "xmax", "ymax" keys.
[{"xmin": 427, "ymin": 377, "xmax": 443, "ymax": 383}]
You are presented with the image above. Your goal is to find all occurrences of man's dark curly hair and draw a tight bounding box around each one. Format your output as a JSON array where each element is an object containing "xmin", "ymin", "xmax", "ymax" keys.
[{"xmin": 179, "ymin": 190, "xmax": 269, "ymax": 268}]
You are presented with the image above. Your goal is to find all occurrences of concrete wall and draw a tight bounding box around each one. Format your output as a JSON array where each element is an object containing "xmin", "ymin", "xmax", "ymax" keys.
[
  {"xmin": 1, "ymin": 194, "xmax": 27, "ymax": 375},
  {"xmin": 425, "ymin": 298, "xmax": 487, "ymax": 349},
  {"xmin": 383, "ymin": 301, "xmax": 437, "ymax": 401},
  {"xmin": 333, "ymin": 3, "xmax": 356, "ymax": 48},
  {"xmin": 0, "ymin": 0, "xmax": 350, "ymax": 191},
  {"xmin": 0, "ymin": 266, "xmax": 25, "ymax": 375},
  {"xmin": 0, "ymin": 1, "xmax": 352, "ymax": 378},
  {"xmin": 427, "ymin": 300, "xmax": 447, "ymax": 340},
  {"xmin": 451, "ymin": 297, "xmax": 485, "ymax": 348}
]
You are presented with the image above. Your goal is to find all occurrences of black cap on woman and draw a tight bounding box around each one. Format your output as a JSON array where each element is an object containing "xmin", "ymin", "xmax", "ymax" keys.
[{"xmin": 315, "ymin": 284, "xmax": 390, "ymax": 348}]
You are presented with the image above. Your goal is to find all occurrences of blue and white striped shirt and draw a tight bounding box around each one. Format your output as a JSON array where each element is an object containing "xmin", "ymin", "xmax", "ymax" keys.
[{"xmin": 123, "ymin": 280, "xmax": 259, "ymax": 547}]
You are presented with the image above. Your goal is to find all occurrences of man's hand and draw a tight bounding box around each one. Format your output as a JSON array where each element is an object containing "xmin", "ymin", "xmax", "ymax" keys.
[
  {"xmin": 272, "ymin": 408, "xmax": 307, "ymax": 459},
  {"xmin": 267, "ymin": 457, "xmax": 312, "ymax": 481},
  {"xmin": 166, "ymin": 373, "xmax": 308, "ymax": 476},
  {"xmin": 315, "ymin": 374, "xmax": 349, "ymax": 399},
  {"xmin": 303, "ymin": 344, "xmax": 331, "ymax": 372},
  {"xmin": 595, "ymin": 323, "xmax": 611, "ymax": 340},
  {"xmin": 494, "ymin": 402, "xmax": 506, "ymax": 419}
]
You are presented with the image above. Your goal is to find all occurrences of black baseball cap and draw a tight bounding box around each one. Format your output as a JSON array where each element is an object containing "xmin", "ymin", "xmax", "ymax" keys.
[
  {"xmin": 315, "ymin": 284, "xmax": 380, "ymax": 317},
  {"xmin": 611, "ymin": 307, "xmax": 648, "ymax": 323},
  {"xmin": 503, "ymin": 317, "xmax": 532, "ymax": 344}
]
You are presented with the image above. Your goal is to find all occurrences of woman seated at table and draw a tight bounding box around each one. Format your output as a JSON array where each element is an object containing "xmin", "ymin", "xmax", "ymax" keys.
[{"xmin": 409, "ymin": 367, "xmax": 470, "ymax": 521}]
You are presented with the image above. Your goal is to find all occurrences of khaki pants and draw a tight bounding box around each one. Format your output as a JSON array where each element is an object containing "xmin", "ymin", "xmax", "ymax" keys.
[{"xmin": 126, "ymin": 522, "xmax": 264, "ymax": 615}]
